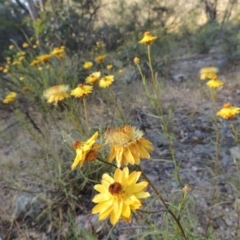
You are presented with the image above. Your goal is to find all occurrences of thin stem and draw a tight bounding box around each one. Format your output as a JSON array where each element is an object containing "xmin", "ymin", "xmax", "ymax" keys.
[
  {"xmin": 83, "ymin": 98, "xmax": 90, "ymax": 131},
  {"xmin": 138, "ymin": 165, "xmax": 187, "ymax": 240}
]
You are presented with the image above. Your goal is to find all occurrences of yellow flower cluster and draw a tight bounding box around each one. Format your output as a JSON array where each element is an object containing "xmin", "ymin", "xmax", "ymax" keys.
[
  {"xmin": 3, "ymin": 92, "xmax": 17, "ymax": 104},
  {"xmin": 199, "ymin": 67, "xmax": 223, "ymax": 88}
]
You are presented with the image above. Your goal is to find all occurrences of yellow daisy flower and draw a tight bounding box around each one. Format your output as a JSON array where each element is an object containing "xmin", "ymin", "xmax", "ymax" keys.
[
  {"xmin": 6, "ymin": 57, "xmax": 11, "ymax": 64},
  {"xmin": 38, "ymin": 67, "xmax": 43, "ymax": 71},
  {"xmin": 95, "ymin": 55, "xmax": 106, "ymax": 64},
  {"xmin": 104, "ymin": 125, "xmax": 154, "ymax": 167},
  {"xmin": 13, "ymin": 61, "xmax": 21, "ymax": 65},
  {"xmin": 200, "ymin": 67, "xmax": 219, "ymax": 80},
  {"xmin": 19, "ymin": 76, "xmax": 24, "ymax": 81},
  {"xmin": 139, "ymin": 31, "xmax": 157, "ymax": 45},
  {"xmin": 36, "ymin": 54, "xmax": 52, "ymax": 64},
  {"xmin": 85, "ymin": 71, "xmax": 101, "ymax": 85},
  {"xmin": 3, "ymin": 66, "xmax": 9, "ymax": 73},
  {"xmin": 216, "ymin": 103, "xmax": 240, "ymax": 119},
  {"xmin": 206, "ymin": 78, "xmax": 224, "ymax": 88},
  {"xmin": 107, "ymin": 64, "xmax": 113, "ymax": 70},
  {"xmin": 33, "ymin": 45, "xmax": 38, "ymax": 49},
  {"xmin": 134, "ymin": 57, "xmax": 140, "ymax": 64},
  {"xmin": 50, "ymin": 46, "xmax": 65, "ymax": 59},
  {"xmin": 70, "ymin": 84, "xmax": 93, "ymax": 98},
  {"xmin": 43, "ymin": 84, "xmax": 70, "ymax": 105},
  {"xmin": 118, "ymin": 69, "xmax": 123, "ymax": 74},
  {"xmin": 99, "ymin": 75, "xmax": 114, "ymax": 88},
  {"xmin": 18, "ymin": 56, "xmax": 25, "ymax": 61},
  {"xmin": 22, "ymin": 42, "xmax": 29, "ymax": 48},
  {"xmin": 92, "ymin": 167, "xmax": 150, "ymax": 225},
  {"xmin": 83, "ymin": 61, "xmax": 93, "ymax": 70},
  {"xmin": 71, "ymin": 132, "xmax": 101, "ymax": 170},
  {"xmin": 17, "ymin": 51, "xmax": 26, "ymax": 57},
  {"xmin": 9, "ymin": 45, "xmax": 14, "ymax": 50},
  {"xmin": 30, "ymin": 59, "xmax": 40, "ymax": 66},
  {"xmin": 3, "ymin": 92, "xmax": 17, "ymax": 104}
]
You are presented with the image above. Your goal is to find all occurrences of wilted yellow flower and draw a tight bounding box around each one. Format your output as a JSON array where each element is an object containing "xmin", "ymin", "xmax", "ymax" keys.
[
  {"xmin": 216, "ymin": 103, "xmax": 240, "ymax": 119},
  {"xmin": 22, "ymin": 86, "xmax": 29, "ymax": 92},
  {"xmin": 19, "ymin": 76, "xmax": 24, "ymax": 81},
  {"xmin": 134, "ymin": 57, "xmax": 140, "ymax": 64},
  {"xmin": 107, "ymin": 64, "xmax": 113, "ymax": 70},
  {"xmin": 3, "ymin": 92, "xmax": 17, "ymax": 104},
  {"xmin": 50, "ymin": 46, "xmax": 65, "ymax": 59},
  {"xmin": 71, "ymin": 132, "xmax": 101, "ymax": 170},
  {"xmin": 83, "ymin": 61, "xmax": 93, "ymax": 70},
  {"xmin": 92, "ymin": 167, "xmax": 150, "ymax": 225},
  {"xmin": 99, "ymin": 75, "xmax": 114, "ymax": 88},
  {"xmin": 43, "ymin": 84, "xmax": 70, "ymax": 105},
  {"xmin": 22, "ymin": 42, "xmax": 29, "ymax": 48},
  {"xmin": 139, "ymin": 31, "xmax": 157, "ymax": 45},
  {"xmin": 36, "ymin": 54, "xmax": 52, "ymax": 64},
  {"xmin": 104, "ymin": 125, "xmax": 153, "ymax": 167},
  {"xmin": 95, "ymin": 55, "xmax": 106, "ymax": 64},
  {"xmin": 200, "ymin": 67, "xmax": 219, "ymax": 80},
  {"xmin": 71, "ymin": 84, "xmax": 93, "ymax": 98},
  {"xmin": 9, "ymin": 45, "xmax": 14, "ymax": 50},
  {"xmin": 206, "ymin": 78, "xmax": 224, "ymax": 88},
  {"xmin": 85, "ymin": 71, "xmax": 101, "ymax": 85}
]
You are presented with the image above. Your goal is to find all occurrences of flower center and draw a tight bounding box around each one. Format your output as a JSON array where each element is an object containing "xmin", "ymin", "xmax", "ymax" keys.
[
  {"xmin": 223, "ymin": 103, "xmax": 230, "ymax": 108},
  {"xmin": 73, "ymin": 140, "xmax": 82, "ymax": 149},
  {"xmin": 108, "ymin": 182, "xmax": 122, "ymax": 195}
]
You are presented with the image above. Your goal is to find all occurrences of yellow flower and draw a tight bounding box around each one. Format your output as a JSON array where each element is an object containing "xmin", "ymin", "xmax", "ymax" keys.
[
  {"xmin": 36, "ymin": 40, "xmax": 40, "ymax": 45},
  {"xmin": 139, "ymin": 31, "xmax": 157, "ymax": 45},
  {"xmin": 30, "ymin": 59, "xmax": 40, "ymax": 66},
  {"xmin": 104, "ymin": 125, "xmax": 153, "ymax": 167},
  {"xmin": 216, "ymin": 103, "xmax": 240, "ymax": 119},
  {"xmin": 3, "ymin": 92, "xmax": 17, "ymax": 104},
  {"xmin": 71, "ymin": 132, "xmax": 101, "ymax": 170},
  {"xmin": 95, "ymin": 55, "xmax": 106, "ymax": 64},
  {"xmin": 92, "ymin": 167, "xmax": 150, "ymax": 225},
  {"xmin": 6, "ymin": 57, "xmax": 11, "ymax": 64},
  {"xmin": 33, "ymin": 45, "xmax": 38, "ymax": 49},
  {"xmin": 3, "ymin": 66, "xmax": 9, "ymax": 73},
  {"xmin": 22, "ymin": 42, "xmax": 29, "ymax": 48},
  {"xmin": 38, "ymin": 67, "xmax": 43, "ymax": 71},
  {"xmin": 22, "ymin": 86, "xmax": 29, "ymax": 92},
  {"xmin": 83, "ymin": 61, "xmax": 93, "ymax": 70},
  {"xmin": 36, "ymin": 54, "xmax": 52, "ymax": 64},
  {"xmin": 99, "ymin": 75, "xmax": 114, "ymax": 88},
  {"xmin": 13, "ymin": 61, "xmax": 21, "ymax": 65},
  {"xmin": 17, "ymin": 51, "xmax": 26, "ymax": 57},
  {"xmin": 50, "ymin": 46, "xmax": 65, "ymax": 59},
  {"xmin": 85, "ymin": 71, "xmax": 101, "ymax": 85},
  {"xmin": 43, "ymin": 84, "xmax": 70, "ymax": 105},
  {"xmin": 200, "ymin": 67, "xmax": 219, "ymax": 80},
  {"xmin": 118, "ymin": 69, "xmax": 123, "ymax": 74},
  {"xmin": 19, "ymin": 76, "xmax": 24, "ymax": 81},
  {"xmin": 134, "ymin": 57, "xmax": 140, "ymax": 64},
  {"xmin": 206, "ymin": 78, "xmax": 224, "ymax": 88},
  {"xmin": 71, "ymin": 84, "xmax": 93, "ymax": 98},
  {"xmin": 18, "ymin": 56, "xmax": 25, "ymax": 61},
  {"xmin": 0, "ymin": 66, "xmax": 3, "ymax": 71},
  {"xmin": 107, "ymin": 64, "xmax": 113, "ymax": 70},
  {"xmin": 9, "ymin": 45, "xmax": 14, "ymax": 50}
]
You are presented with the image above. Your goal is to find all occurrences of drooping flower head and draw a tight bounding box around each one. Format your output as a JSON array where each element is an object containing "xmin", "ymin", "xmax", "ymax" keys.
[
  {"xmin": 71, "ymin": 131, "xmax": 101, "ymax": 170},
  {"xmin": 70, "ymin": 84, "xmax": 93, "ymax": 98},
  {"xmin": 104, "ymin": 125, "xmax": 153, "ymax": 167},
  {"xmin": 199, "ymin": 67, "xmax": 219, "ymax": 80},
  {"xmin": 216, "ymin": 103, "xmax": 240, "ymax": 119},
  {"xmin": 43, "ymin": 84, "xmax": 70, "ymax": 105},
  {"xmin": 206, "ymin": 78, "xmax": 224, "ymax": 88},
  {"xmin": 83, "ymin": 61, "xmax": 93, "ymax": 70},
  {"xmin": 92, "ymin": 167, "xmax": 150, "ymax": 225},
  {"xmin": 3, "ymin": 92, "xmax": 17, "ymax": 104},
  {"xmin": 99, "ymin": 75, "xmax": 114, "ymax": 88},
  {"xmin": 134, "ymin": 57, "xmax": 140, "ymax": 65},
  {"xmin": 85, "ymin": 71, "xmax": 101, "ymax": 85},
  {"xmin": 139, "ymin": 31, "xmax": 157, "ymax": 45},
  {"xmin": 95, "ymin": 55, "xmax": 106, "ymax": 64}
]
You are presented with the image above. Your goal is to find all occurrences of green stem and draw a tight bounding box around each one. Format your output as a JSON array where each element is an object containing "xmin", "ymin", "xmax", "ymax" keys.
[
  {"xmin": 83, "ymin": 98, "xmax": 90, "ymax": 131},
  {"xmin": 138, "ymin": 165, "xmax": 187, "ymax": 240}
]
